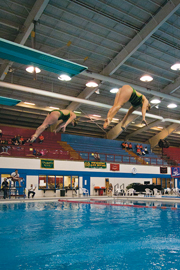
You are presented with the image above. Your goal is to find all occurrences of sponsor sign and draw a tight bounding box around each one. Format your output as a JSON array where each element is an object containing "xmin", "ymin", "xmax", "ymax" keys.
[
  {"xmin": 110, "ymin": 163, "xmax": 119, "ymax": 171},
  {"xmin": 160, "ymin": 166, "xmax": 167, "ymax": 174},
  {"xmin": 84, "ymin": 161, "xmax": 106, "ymax": 168},
  {"xmin": 41, "ymin": 159, "xmax": 54, "ymax": 169},
  {"xmin": 171, "ymin": 167, "xmax": 180, "ymax": 177}
]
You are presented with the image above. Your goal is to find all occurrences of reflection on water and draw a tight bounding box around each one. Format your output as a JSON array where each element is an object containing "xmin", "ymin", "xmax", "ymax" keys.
[{"xmin": 0, "ymin": 201, "xmax": 180, "ymax": 270}]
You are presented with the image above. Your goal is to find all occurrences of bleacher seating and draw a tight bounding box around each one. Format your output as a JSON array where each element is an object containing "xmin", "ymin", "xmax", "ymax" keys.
[{"xmin": 163, "ymin": 147, "xmax": 180, "ymax": 165}]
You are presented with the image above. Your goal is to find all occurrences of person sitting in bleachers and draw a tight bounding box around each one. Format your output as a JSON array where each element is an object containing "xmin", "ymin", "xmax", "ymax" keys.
[
  {"xmin": 136, "ymin": 148, "xmax": 142, "ymax": 155},
  {"xmin": 139, "ymin": 144, "xmax": 143, "ymax": 150},
  {"xmin": 39, "ymin": 134, "xmax": 44, "ymax": 143},
  {"xmin": 141, "ymin": 148, "xmax": 146, "ymax": 155},
  {"xmin": 125, "ymin": 142, "xmax": 128, "ymax": 149},
  {"xmin": 121, "ymin": 142, "xmax": 126, "ymax": 149},
  {"xmin": 144, "ymin": 146, "xmax": 149, "ymax": 154},
  {"xmin": 94, "ymin": 152, "xmax": 100, "ymax": 161},
  {"xmin": 128, "ymin": 143, "xmax": 133, "ymax": 150},
  {"xmin": 136, "ymin": 144, "xmax": 140, "ymax": 149},
  {"xmin": 19, "ymin": 136, "xmax": 25, "ymax": 145}
]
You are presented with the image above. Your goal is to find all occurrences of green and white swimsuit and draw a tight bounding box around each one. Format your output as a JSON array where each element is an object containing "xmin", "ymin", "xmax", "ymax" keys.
[
  {"xmin": 51, "ymin": 110, "xmax": 70, "ymax": 121},
  {"xmin": 129, "ymin": 88, "xmax": 143, "ymax": 108}
]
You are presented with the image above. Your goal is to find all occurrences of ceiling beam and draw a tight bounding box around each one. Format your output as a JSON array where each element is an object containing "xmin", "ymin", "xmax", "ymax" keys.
[
  {"xmin": 125, "ymin": 120, "xmax": 162, "ymax": 140},
  {"xmin": 101, "ymin": 0, "xmax": 180, "ymax": 76},
  {"xmin": 106, "ymin": 115, "xmax": 138, "ymax": 140},
  {"xmin": 0, "ymin": 0, "xmax": 49, "ymax": 80},
  {"xmin": 67, "ymin": 0, "xmax": 180, "ymax": 112},
  {"xmin": 147, "ymin": 123, "xmax": 180, "ymax": 148}
]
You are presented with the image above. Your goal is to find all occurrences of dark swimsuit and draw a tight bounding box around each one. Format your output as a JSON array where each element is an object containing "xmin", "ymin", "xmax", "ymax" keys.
[
  {"xmin": 129, "ymin": 88, "xmax": 143, "ymax": 108},
  {"xmin": 50, "ymin": 110, "xmax": 70, "ymax": 121}
]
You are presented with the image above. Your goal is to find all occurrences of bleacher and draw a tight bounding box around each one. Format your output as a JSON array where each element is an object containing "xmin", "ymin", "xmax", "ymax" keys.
[
  {"xmin": 0, "ymin": 125, "xmax": 167, "ymax": 165},
  {"xmin": 61, "ymin": 134, "xmax": 167, "ymax": 165},
  {"xmin": 163, "ymin": 147, "xmax": 180, "ymax": 165}
]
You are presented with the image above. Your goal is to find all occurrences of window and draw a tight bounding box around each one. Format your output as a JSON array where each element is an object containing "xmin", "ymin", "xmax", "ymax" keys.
[
  {"xmin": 64, "ymin": 176, "xmax": 71, "ymax": 189},
  {"xmin": 48, "ymin": 175, "xmax": 55, "ymax": 189},
  {"xmin": 72, "ymin": 176, "xmax": 78, "ymax": 189},
  {"xmin": 152, "ymin": 178, "xmax": 156, "ymax": 184},
  {"xmin": 39, "ymin": 175, "xmax": 46, "ymax": 189},
  {"xmin": 56, "ymin": 176, "xmax": 63, "ymax": 189},
  {"xmin": 157, "ymin": 178, "xmax": 161, "ymax": 185}
]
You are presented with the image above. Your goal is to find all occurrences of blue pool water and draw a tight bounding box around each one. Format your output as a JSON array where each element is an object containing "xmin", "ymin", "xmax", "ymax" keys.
[{"xmin": 0, "ymin": 201, "xmax": 180, "ymax": 270}]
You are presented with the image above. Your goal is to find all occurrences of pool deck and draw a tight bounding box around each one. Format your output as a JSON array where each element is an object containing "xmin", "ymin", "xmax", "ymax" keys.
[{"xmin": 0, "ymin": 195, "xmax": 180, "ymax": 204}]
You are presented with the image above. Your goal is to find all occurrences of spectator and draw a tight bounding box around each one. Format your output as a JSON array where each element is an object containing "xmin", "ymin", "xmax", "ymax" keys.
[
  {"xmin": 108, "ymin": 183, "xmax": 113, "ymax": 197},
  {"xmin": 0, "ymin": 129, "xmax": 2, "ymax": 138},
  {"xmin": 19, "ymin": 136, "xmax": 25, "ymax": 145},
  {"xmin": 141, "ymin": 149, "xmax": 146, "ymax": 155},
  {"xmin": 137, "ymin": 148, "xmax": 142, "ymax": 155},
  {"xmin": 139, "ymin": 144, "xmax": 143, "ymax": 150},
  {"xmin": 16, "ymin": 134, "xmax": 21, "ymax": 143},
  {"xmin": 8, "ymin": 138, "xmax": 12, "ymax": 145},
  {"xmin": 11, "ymin": 169, "xmax": 22, "ymax": 187},
  {"xmin": 33, "ymin": 148, "xmax": 37, "ymax": 156},
  {"xmin": 12, "ymin": 136, "xmax": 19, "ymax": 145},
  {"xmin": 39, "ymin": 134, "xmax": 44, "ymax": 143},
  {"xmin": 94, "ymin": 152, "xmax": 100, "ymax": 161},
  {"xmin": 125, "ymin": 142, "xmax": 128, "ymax": 148},
  {"xmin": 28, "ymin": 184, "xmax": 36, "ymax": 198},
  {"xmin": 144, "ymin": 146, "xmax": 149, "ymax": 154},
  {"xmin": 136, "ymin": 144, "xmax": 140, "ymax": 149},
  {"xmin": 128, "ymin": 143, "xmax": 133, "ymax": 150},
  {"xmin": 2, "ymin": 178, "xmax": 9, "ymax": 199},
  {"xmin": 121, "ymin": 142, "xmax": 126, "ymax": 149}
]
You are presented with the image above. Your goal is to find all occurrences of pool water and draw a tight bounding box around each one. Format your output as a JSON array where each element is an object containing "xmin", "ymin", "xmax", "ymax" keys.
[{"xmin": 0, "ymin": 201, "xmax": 180, "ymax": 270}]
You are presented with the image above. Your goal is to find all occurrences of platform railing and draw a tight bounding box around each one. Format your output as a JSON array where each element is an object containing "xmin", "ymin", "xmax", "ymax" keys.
[{"xmin": 0, "ymin": 143, "xmax": 168, "ymax": 166}]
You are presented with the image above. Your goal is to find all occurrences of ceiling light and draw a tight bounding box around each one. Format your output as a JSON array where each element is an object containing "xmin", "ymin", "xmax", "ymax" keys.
[
  {"xmin": 49, "ymin": 106, "xmax": 59, "ymax": 110},
  {"xmin": 86, "ymin": 81, "xmax": 98, "ymax": 87},
  {"xmin": 95, "ymin": 89, "xmax": 100, "ymax": 94},
  {"xmin": 140, "ymin": 75, "xmax": 153, "ymax": 82},
  {"xmin": 74, "ymin": 111, "xmax": 81, "ymax": 114},
  {"xmin": 132, "ymin": 121, "xmax": 135, "ymax": 124},
  {"xmin": 58, "ymin": 74, "xmax": 71, "ymax": 81},
  {"xmin": 171, "ymin": 63, "xmax": 180, "ymax": 70},
  {"xmin": 24, "ymin": 102, "xmax": 35, "ymax": 105},
  {"xmin": 26, "ymin": 66, "xmax": 41, "ymax": 73},
  {"xmin": 157, "ymin": 126, "xmax": 163, "ymax": 129},
  {"xmin": 155, "ymin": 105, "xmax": 159, "ymax": 109},
  {"xmin": 112, "ymin": 118, "xmax": 119, "ymax": 121},
  {"xmin": 110, "ymin": 88, "xmax": 119, "ymax": 93},
  {"xmin": 167, "ymin": 103, "xmax": 177, "ymax": 109},
  {"xmin": 92, "ymin": 114, "xmax": 101, "ymax": 118},
  {"xmin": 150, "ymin": 98, "xmax": 161, "ymax": 104}
]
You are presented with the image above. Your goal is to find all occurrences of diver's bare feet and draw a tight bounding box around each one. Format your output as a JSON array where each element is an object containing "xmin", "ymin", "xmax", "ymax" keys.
[
  {"xmin": 103, "ymin": 118, "xmax": 111, "ymax": 129},
  {"xmin": 142, "ymin": 120, "xmax": 148, "ymax": 126}
]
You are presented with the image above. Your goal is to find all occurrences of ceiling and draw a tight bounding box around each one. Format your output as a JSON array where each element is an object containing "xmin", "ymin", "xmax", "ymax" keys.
[{"xmin": 0, "ymin": 0, "xmax": 180, "ymax": 146}]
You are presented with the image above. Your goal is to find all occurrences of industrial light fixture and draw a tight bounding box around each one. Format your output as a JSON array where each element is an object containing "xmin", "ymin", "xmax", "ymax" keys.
[
  {"xmin": 95, "ymin": 89, "xmax": 100, "ymax": 94},
  {"xmin": 171, "ymin": 63, "xmax": 180, "ymax": 70},
  {"xmin": 49, "ymin": 106, "xmax": 59, "ymax": 110},
  {"xmin": 150, "ymin": 98, "xmax": 161, "ymax": 104},
  {"xmin": 157, "ymin": 126, "xmax": 163, "ymax": 129},
  {"xmin": 26, "ymin": 66, "xmax": 41, "ymax": 73},
  {"xmin": 58, "ymin": 74, "xmax": 71, "ymax": 81},
  {"xmin": 86, "ymin": 81, "xmax": 98, "ymax": 87},
  {"xmin": 110, "ymin": 88, "xmax": 119, "ymax": 93},
  {"xmin": 112, "ymin": 118, "xmax": 119, "ymax": 122},
  {"xmin": 92, "ymin": 114, "xmax": 101, "ymax": 117},
  {"xmin": 74, "ymin": 111, "xmax": 81, "ymax": 114},
  {"xmin": 132, "ymin": 121, "xmax": 135, "ymax": 124},
  {"xmin": 140, "ymin": 75, "xmax": 153, "ymax": 82},
  {"xmin": 155, "ymin": 105, "xmax": 159, "ymax": 109},
  {"xmin": 167, "ymin": 103, "xmax": 177, "ymax": 109},
  {"xmin": 24, "ymin": 102, "xmax": 35, "ymax": 105}
]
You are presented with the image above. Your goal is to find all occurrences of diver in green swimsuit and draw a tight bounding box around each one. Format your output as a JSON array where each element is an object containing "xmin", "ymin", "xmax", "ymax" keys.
[
  {"xmin": 104, "ymin": 85, "xmax": 150, "ymax": 129},
  {"xmin": 30, "ymin": 109, "xmax": 77, "ymax": 143}
]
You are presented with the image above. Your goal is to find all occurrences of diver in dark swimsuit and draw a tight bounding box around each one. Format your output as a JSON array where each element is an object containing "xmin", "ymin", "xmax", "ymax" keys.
[
  {"xmin": 103, "ymin": 85, "xmax": 150, "ymax": 129},
  {"xmin": 30, "ymin": 109, "xmax": 76, "ymax": 143}
]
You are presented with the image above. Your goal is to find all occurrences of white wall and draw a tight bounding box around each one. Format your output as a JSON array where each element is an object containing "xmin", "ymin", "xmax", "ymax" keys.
[{"xmin": 0, "ymin": 157, "xmax": 171, "ymax": 174}]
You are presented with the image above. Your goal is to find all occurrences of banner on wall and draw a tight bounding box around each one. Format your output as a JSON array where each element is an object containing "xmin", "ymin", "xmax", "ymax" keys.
[
  {"xmin": 41, "ymin": 159, "xmax": 54, "ymax": 169},
  {"xmin": 110, "ymin": 163, "xmax": 119, "ymax": 171},
  {"xmin": 84, "ymin": 161, "xmax": 106, "ymax": 169},
  {"xmin": 160, "ymin": 166, "xmax": 167, "ymax": 174},
  {"xmin": 171, "ymin": 167, "xmax": 180, "ymax": 177}
]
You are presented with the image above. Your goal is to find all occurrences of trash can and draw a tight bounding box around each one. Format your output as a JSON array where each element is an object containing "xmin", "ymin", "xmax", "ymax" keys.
[
  {"xmin": 99, "ymin": 189, "xmax": 103, "ymax": 196},
  {"xmin": 60, "ymin": 189, "xmax": 65, "ymax": 197}
]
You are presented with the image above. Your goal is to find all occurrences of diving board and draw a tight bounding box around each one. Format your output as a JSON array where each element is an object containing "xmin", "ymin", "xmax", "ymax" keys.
[
  {"xmin": 0, "ymin": 38, "xmax": 88, "ymax": 77},
  {"xmin": 0, "ymin": 96, "xmax": 21, "ymax": 106}
]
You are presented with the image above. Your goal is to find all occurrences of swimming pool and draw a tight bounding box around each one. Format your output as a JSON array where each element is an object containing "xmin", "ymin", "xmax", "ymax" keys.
[{"xmin": 0, "ymin": 201, "xmax": 180, "ymax": 270}]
